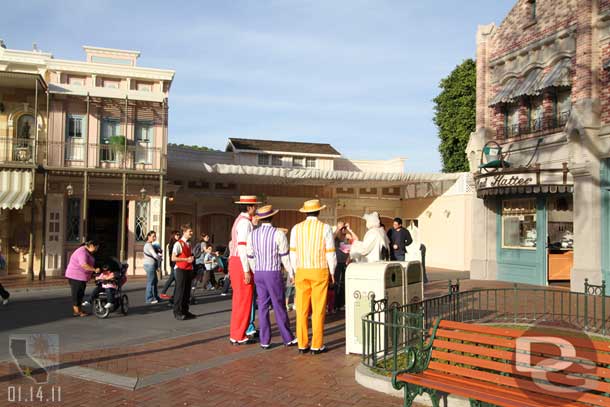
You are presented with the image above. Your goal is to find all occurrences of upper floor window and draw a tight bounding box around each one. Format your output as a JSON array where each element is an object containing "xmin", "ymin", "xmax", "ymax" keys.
[
  {"xmin": 292, "ymin": 157, "xmax": 305, "ymax": 168},
  {"xmin": 100, "ymin": 118, "xmax": 122, "ymax": 162},
  {"xmin": 528, "ymin": 0, "xmax": 536, "ymax": 20},
  {"xmin": 67, "ymin": 115, "xmax": 84, "ymax": 139},
  {"xmin": 102, "ymin": 78, "xmax": 120, "ymax": 89},
  {"xmin": 554, "ymin": 89, "xmax": 571, "ymax": 127},
  {"xmin": 258, "ymin": 154, "xmax": 270, "ymax": 166},
  {"xmin": 137, "ymin": 82, "xmax": 153, "ymax": 92},
  {"xmin": 504, "ymin": 104, "xmax": 520, "ymax": 138},
  {"xmin": 271, "ymin": 155, "xmax": 283, "ymax": 166},
  {"xmin": 528, "ymin": 96, "xmax": 543, "ymax": 132},
  {"xmin": 68, "ymin": 76, "xmax": 85, "ymax": 87},
  {"xmin": 135, "ymin": 121, "xmax": 154, "ymax": 164},
  {"xmin": 306, "ymin": 157, "xmax": 317, "ymax": 168}
]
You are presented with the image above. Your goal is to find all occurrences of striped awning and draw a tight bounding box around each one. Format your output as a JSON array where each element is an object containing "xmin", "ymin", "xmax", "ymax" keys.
[
  {"xmin": 489, "ymin": 78, "xmax": 520, "ymax": 106},
  {"xmin": 512, "ymin": 68, "xmax": 544, "ymax": 98},
  {"xmin": 0, "ymin": 170, "xmax": 32, "ymax": 210},
  {"xmin": 538, "ymin": 58, "xmax": 572, "ymax": 90}
]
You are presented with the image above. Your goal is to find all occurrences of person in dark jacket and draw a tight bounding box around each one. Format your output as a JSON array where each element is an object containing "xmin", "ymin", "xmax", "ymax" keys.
[{"xmin": 386, "ymin": 217, "xmax": 413, "ymax": 261}]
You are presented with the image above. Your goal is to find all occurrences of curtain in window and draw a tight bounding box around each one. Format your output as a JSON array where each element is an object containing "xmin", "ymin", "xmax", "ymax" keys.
[
  {"xmin": 65, "ymin": 116, "xmax": 84, "ymax": 161},
  {"xmin": 135, "ymin": 122, "xmax": 153, "ymax": 164}
]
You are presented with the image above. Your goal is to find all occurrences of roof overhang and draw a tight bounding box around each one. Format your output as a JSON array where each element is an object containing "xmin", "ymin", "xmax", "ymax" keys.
[
  {"xmin": 0, "ymin": 71, "xmax": 47, "ymax": 91},
  {"xmin": 200, "ymin": 163, "xmax": 459, "ymax": 187},
  {"xmin": 0, "ymin": 170, "xmax": 32, "ymax": 210}
]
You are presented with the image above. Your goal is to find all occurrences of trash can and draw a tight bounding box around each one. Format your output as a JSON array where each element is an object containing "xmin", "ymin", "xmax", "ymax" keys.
[{"xmin": 345, "ymin": 262, "xmax": 405, "ymax": 354}]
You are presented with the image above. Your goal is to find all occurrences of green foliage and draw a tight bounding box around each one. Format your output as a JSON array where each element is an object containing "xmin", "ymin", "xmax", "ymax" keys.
[
  {"xmin": 433, "ymin": 59, "xmax": 476, "ymax": 172},
  {"xmin": 168, "ymin": 143, "xmax": 217, "ymax": 151}
]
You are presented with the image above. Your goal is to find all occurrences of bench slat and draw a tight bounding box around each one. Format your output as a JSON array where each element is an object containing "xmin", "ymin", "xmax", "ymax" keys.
[
  {"xmin": 434, "ymin": 339, "xmax": 610, "ymax": 380},
  {"xmin": 427, "ymin": 361, "xmax": 610, "ymax": 406},
  {"xmin": 431, "ymin": 349, "xmax": 610, "ymax": 393},
  {"xmin": 439, "ymin": 320, "xmax": 610, "ymax": 353},
  {"xmin": 434, "ymin": 328, "xmax": 610, "ymax": 365},
  {"xmin": 397, "ymin": 371, "xmax": 588, "ymax": 407}
]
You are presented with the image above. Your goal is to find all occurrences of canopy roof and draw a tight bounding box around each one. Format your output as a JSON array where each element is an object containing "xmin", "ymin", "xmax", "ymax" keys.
[
  {"xmin": 0, "ymin": 170, "xmax": 32, "ymax": 210},
  {"xmin": 201, "ymin": 163, "xmax": 460, "ymax": 187}
]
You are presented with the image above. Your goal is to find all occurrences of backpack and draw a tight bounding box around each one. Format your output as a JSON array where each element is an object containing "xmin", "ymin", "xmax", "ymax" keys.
[{"xmin": 192, "ymin": 242, "xmax": 204, "ymax": 260}]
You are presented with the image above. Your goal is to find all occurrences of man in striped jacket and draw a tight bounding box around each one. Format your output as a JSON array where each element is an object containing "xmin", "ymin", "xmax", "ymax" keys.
[
  {"xmin": 290, "ymin": 199, "xmax": 337, "ymax": 354},
  {"xmin": 246, "ymin": 205, "xmax": 297, "ymax": 349}
]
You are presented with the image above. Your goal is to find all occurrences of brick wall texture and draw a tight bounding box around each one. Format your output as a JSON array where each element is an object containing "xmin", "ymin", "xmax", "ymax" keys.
[{"xmin": 478, "ymin": 0, "xmax": 610, "ymax": 138}]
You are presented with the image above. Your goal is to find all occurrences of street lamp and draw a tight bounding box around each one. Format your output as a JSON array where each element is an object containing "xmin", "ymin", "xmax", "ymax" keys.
[
  {"xmin": 140, "ymin": 187, "xmax": 147, "ymax": 201},
  {"xmin": 66, "ymin": 183, "xmax": 74, "ymax": 196}
]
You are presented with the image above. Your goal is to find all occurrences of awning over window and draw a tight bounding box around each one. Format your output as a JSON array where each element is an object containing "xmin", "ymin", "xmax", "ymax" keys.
[
  {"xmin": 489, "ymin": 78, "xmax": 520, "ymax": 106},
  {"xmin": 512, "ymin": 68, "xmax": 544, "ymax": 99},
  {"xmin": 538, "ymin": 58, "xmax": 572, "ymax": 90},
  {"xmin": 0, "ymin": 170, "xmax": 32, "ymax": 210},
  {"xmin": 489, "ymin": 58, "xmax": 572, "ymax": 106}
]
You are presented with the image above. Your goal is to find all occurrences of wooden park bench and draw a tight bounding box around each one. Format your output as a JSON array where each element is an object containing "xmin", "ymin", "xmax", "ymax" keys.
[{"xmin": 391, "ymin": 319, "xmax": 610, "ymax": 407}]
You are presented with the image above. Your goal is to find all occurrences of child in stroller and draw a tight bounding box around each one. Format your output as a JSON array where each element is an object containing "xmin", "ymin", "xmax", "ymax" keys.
[{"xmin": 88, "ymin": 257, "xmax": 129, "ymax": 318}]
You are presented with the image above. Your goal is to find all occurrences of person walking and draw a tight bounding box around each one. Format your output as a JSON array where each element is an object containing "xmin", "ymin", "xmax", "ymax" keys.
[
  {"xmin": 171, "ymin": 225, "xmax": 195, "ymax": 320},
  {"xmin": 289, "ymin": 199, "xmax": 336, "ymax": 355},
  {"xmin": 160, "ymin": 230, "xmax": 180, "ymax": 300},
  {"xmin": 0, "ymin": 282, "xmax": 9, "ymax": 305},
  {"xmin": 229, "ymin": 195, "xmax": 260, "ymax": 345},
  {"xmin": 246, "ymin": 205, "xmax": 297, "ymax": 349},
  {"xmin": 143, "ymin": 231, "xmax": 162, "ymax": 304},
  {"xmin": 65, "ymin": 239, "xmax": 99, "ymax": 317},
  {"xmin": 387, "ymin": 217, "xmax": 413, "ymax": 261}
]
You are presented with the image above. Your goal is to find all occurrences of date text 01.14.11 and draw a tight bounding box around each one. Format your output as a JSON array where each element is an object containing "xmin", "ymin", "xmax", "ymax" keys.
[{"xmin": 7, "ymin": 386, "xmax": 62, "ymax": 403}]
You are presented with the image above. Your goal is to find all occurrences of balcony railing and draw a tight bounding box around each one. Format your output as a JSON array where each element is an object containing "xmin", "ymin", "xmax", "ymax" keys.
[
  {"xmin": 45, "ymin": 141, "xmax": 165, "ymax": 172},
  {"xmin": 497, "ymin": 110, "xmax": 570, "ymax": 140},
  {"xmin": 0, "ymin": 137, "xmax": 36, "ymax": 165}
]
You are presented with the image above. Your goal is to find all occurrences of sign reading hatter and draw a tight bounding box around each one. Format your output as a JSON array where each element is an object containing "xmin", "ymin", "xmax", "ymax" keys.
[
  {"xmin": 476, "ymin": 168, "xmax": 572, "ymax": 192},
  {"xmin": 478, "ymin": 173, "xmax": 535, "ymax": 189}
]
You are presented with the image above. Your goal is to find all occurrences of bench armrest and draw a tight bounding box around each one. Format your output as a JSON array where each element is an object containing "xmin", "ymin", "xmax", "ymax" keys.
[{"xmin": 391, "ymin": 318, "xmax": 441, "ymax": 390}]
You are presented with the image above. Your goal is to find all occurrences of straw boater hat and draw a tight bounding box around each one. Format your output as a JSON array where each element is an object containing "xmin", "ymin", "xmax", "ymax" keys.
[
  {"xmin": 234, "ymin": 195, "xmax": 262, "ymax": 205},
  {"xmin": 299, "ymin": 199, "xmax": 326, "ymax": 213},
  {"xmin": 255, "ymin": 205, "xmax": 279, "ymax": 220}
]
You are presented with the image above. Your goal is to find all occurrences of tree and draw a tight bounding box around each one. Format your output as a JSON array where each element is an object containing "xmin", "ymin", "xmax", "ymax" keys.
[{"xmin": 433, "ymin": 59, "xmax": 476, "ymax": 172}]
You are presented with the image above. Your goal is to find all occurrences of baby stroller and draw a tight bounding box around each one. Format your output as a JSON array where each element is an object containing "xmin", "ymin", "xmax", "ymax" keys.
[{"xmin": 93, "ymin": 257, "xmax": 129, "ymax": 319}]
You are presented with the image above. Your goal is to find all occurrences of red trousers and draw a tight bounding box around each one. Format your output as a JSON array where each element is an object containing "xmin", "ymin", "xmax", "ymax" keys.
[{"xmin": 229, "ymin": 256, "xmax": 254, "ymax": 341}]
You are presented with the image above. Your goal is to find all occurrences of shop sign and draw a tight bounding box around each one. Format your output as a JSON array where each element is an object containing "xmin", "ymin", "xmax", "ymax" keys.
[{"xmin": 476, "ymin": 170, "xmax": 572, "ymax": 191}]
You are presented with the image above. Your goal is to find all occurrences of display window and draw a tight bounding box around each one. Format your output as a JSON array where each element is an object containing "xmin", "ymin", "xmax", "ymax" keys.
[{"xmin": 502, "ymin": 198, "xmax": 537, "ymax": 249}]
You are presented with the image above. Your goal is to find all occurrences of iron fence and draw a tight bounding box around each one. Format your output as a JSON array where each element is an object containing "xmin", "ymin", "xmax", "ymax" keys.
[
  {"xmin": 362, "ymin": 279, "xmax": 610, "ymax": 373},
  {"xmin": 496, "ymin": 110, "xmax": 571, "ymax": 139}
]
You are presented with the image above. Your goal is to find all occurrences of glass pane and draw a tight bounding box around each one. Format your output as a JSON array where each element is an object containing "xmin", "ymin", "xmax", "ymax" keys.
[
  {"xmin": 502, "ymin": 198, "xmax": 537, "ymax": 249},
  {"xmin": 258, "ymin": 154, "xmax": 270, "ymax": 165},
  {"xmin": 306, "ymin": 158, "xmax": 316, "ymax": 168},
  {"xmin": 135, "ymin": 201, "xmax": 148, "ymax": 242},
  {"xmin": 292, "ymin": 157, "xmax": 304, "ymax": 167},
  {"xmin": 271, "ymin": 155, "xmax": 283, "ymax": 166},
  {"xmin": 66, "ymin": 198, "xmax": 81, "ymax": 242},
  {"xmin": 548, "ymin": 195, "xmax": 573, "ymax": 250}
]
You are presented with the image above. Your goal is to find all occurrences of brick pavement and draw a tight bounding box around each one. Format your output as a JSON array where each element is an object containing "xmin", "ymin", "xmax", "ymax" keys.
[{"xmin": 0, "ymin": 311, "xmax": 405, "ymax": 407}]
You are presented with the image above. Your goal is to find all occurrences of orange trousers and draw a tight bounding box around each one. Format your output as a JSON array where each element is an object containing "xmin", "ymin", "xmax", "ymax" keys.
[
  {"xmin": 229, "ymin": 256, "xmax": 253, "ymax": 342},
  {"xmin": 295, "ymin": 268, "xmax": 329, "ymax": 350}
]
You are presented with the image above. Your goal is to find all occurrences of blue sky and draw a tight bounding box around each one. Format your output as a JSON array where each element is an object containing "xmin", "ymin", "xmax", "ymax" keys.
[{"xmin": 1, "ymin": 0, "xmax": 515, "ymax": 172}]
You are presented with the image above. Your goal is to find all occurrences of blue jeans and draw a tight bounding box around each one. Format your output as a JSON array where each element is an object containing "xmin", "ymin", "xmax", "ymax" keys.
[{"xmin": 144, "ymin": 263, "xmax": 159, "ymax": 303}]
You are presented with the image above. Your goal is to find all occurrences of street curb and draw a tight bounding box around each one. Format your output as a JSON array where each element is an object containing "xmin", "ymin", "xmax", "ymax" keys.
[{"xmin": 354, "ymin": 363, "xmax": 470, "ymax": 407}]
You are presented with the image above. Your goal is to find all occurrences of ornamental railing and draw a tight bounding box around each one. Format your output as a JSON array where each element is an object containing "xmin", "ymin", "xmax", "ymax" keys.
[
  {"xmin": 362, "ymin": 279, "xmax": 609, "ymax": 373},
  {"xmin": 496, "ymin": 110, "xmax": 570, "ymax": 140}
]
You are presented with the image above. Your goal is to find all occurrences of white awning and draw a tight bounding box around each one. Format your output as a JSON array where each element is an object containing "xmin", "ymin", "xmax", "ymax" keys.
[
  {"xmin": 0, "ymin": 170, "xmax": 32, "ymax": 210},
  {"xmin": 201, "ymin": 163, "xmax": 460, "ymax": 187}
]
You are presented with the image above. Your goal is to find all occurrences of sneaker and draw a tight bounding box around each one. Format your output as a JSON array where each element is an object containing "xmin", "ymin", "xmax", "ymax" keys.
[
  {"xmin": 148, "ymin": 300, "xmax": 159, "ymax": 305},
  {"xmin": 311, "ymin": 345, "xmax": 328, "ymax": 355},
  {"xmin": 220, "ymin": 293, "xmax": 228, "ymax": 296},
  {"xmin": 1, "ymin": 298, "xmax": 8, "ymax": 306},
  {"xmin": 81, "ymin": 300, "xmax": 90, "ymax": 307},
  {"xmin": 285, "ymin": 338, "xmax": 298, "ymax": 347},
  {"xmin": 159, "ymin": 294, "xmax": 171, "ymax": 300}
]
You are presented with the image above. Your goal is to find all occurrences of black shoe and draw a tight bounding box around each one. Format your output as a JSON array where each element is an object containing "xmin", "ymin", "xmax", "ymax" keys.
[
  {"xmin": 285, "ymin": 339, "xmax": 298, "ymax": 347},
  {"xmin": 311, "ymin": 345, "xmax": 328, "ymax": 355},
  {"xmin": 184, "ymin": 312, "xmax": 196, "ymax": 319},
  {"xmin": 174, "ymin": 314, "xmax": 186, "ymax": 321},
  {"xmin": 298, "ymin": 347, "xmax": 310, "ymax": 354}
]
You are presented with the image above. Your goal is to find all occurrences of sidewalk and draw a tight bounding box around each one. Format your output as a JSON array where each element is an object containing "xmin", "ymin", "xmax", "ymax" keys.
[
  {"xmin": 0, "ymin": 274, "xmax": 149, "ymax": 292},
  {"xmin": 0, "ymin": 313, "xmax": 404, "ymax": 407}
]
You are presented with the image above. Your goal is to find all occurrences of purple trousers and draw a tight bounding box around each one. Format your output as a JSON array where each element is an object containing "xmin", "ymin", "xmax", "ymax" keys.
[{"xmin": 254, "ymin": 270, "xmax": 295, "ymax": 346}]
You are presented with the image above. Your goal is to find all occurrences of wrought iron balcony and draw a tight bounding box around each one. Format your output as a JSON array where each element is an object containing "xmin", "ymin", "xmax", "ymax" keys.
[
  {"xmin": 496, "ymin": 111, "xmax": 571, "ymax": 140},
  {"xmin": 0, "ymin": 137, "xmax": 36, "ymax": 165},
  {"xmin": 45, "ymin": 141, "xmax": 165, "ymax": 172}
]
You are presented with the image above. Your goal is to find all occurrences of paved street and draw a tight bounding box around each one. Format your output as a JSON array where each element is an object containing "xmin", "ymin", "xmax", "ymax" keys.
[{"xmin": 0, "ymin": 279, "xmax": 233, "ymax": 362}]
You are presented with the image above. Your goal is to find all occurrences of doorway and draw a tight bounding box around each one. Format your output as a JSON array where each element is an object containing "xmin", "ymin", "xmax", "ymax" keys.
[{"xmin": 87, "ymin": 200, "xmax": 122, "ymax": 263}]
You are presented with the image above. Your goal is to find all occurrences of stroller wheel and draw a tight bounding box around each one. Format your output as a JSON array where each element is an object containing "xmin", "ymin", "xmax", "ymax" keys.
[
  {"xmin": 121, "ymin": 295, "xmax": 129, "ymax": 315},
  {"xmin": 94, "ymin": 298, "xmax": 110, "ymax": 319}
]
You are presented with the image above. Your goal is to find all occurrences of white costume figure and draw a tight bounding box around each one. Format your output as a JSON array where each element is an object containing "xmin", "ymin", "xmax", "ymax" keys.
[
  {"xmin": 350, "ymin": 212, "xmax": 390, "ymax": 263},
  {"xmin": 405, "ymin": 221, "xmax": 422, "ymax": 262}
]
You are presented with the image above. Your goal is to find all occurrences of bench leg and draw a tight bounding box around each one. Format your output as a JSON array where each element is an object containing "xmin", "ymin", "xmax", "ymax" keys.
[{"xmin": 402, "ymin": 384, "xmax": 440, "ymax": 407}]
